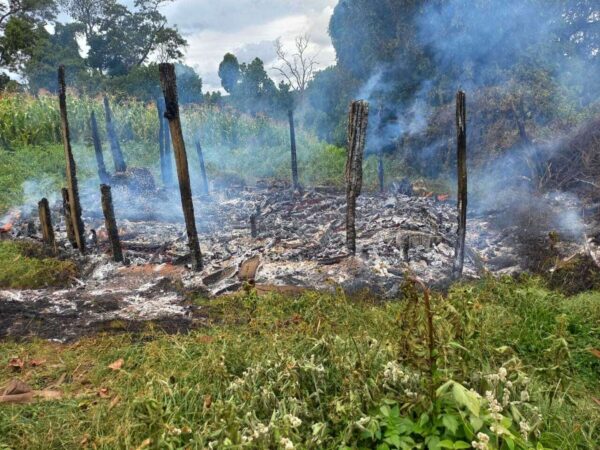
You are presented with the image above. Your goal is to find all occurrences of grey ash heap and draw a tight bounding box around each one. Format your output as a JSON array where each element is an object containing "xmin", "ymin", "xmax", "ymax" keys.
[{"xmin": 0, "ymin": 178, "xmax": 593, "ymax": 341}]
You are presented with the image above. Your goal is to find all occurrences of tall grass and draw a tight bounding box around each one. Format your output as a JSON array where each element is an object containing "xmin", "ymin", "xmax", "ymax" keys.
[{"xmin": 0, "ymin": 93, "xmax": 412, "ymax": 213}]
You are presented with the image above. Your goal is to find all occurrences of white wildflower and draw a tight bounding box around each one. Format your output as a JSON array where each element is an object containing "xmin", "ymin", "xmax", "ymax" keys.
[
  {"xmin": 383, "ymin": 361, "xmax": 405, "ymax": 383},
  {"xmin": 477, "ymin": 433, "xmax": 490, "ymax": 444},
  {"xmin": 285, "ymin": 414, "xmax": 302, "ymax": 428},
  {"xmin": 519, "ymin": 420, "xmax": 531, "ymax": 440},
  {"xmin": 520, "ymin": 390, "xmax": 530, "ymax": 402},
  {"xmin": 505, "ymin": 381, "xmax": 513, "ymax": 388},
  {"xmin": 255, "ymin": 423, "xmax": 269, "ymax": 435},
  {"xmin": 280, "ymin": 437, "xmax": 294, "ymax": 449},
  {"xmin": 498, "ymin": 367, "xmax": 508, "ymax": 381},
  {"xmin": 502, "ymin": 387, "xmax": 511, "ymax": 406}
]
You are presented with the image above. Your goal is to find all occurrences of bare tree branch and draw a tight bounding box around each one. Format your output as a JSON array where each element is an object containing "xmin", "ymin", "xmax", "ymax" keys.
[{"xmin": 273, "ymin": 34, "xmax": 319, "ymax": 97}]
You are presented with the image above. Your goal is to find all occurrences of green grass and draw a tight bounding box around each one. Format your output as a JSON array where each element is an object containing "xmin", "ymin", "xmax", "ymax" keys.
[
  {"xmin": 0, "ymin": 241, "xmax": 78, "ymax": 289},
  {"xmin": 0, "ymin": 277, "xmax": 597, "ymax": 449}
]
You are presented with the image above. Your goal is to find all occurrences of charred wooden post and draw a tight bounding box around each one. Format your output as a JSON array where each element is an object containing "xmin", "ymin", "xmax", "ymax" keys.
[
  {"xmin": 90, "ymin": 111, "xmax": 110, "ymax": 184},
  {"xmin": 345, "ymin": 100, "xmax": 369, "ymax": 255},
  {"xmin": 288, "ymin": 109, "xmax": 300, "ymax": 191},
  {"xmin": 61, "ymin": 187, "xmax": 76, "ymax": 247},
  {"xmin": 103, "ymin": 96, "xmax": 127, "ymax": 173},
  {"xmin": 58, "ymin": 66, "xmax": 86, "ymax": 254},
  {"xmin": 156, "ymin": 98, "xmax": 168, "ymax": 186},
  {"xmin": 250, "ymin": 214, "xmax": 257, "ymax": 238},
  {"xmin": 194, "ymin": 139, "xmax": 209, "ymax": 196},
  {"xmin": 163, "ymin": 114, "xmax": 173, "ymax": 186},
  {"xmin": 378, "ymin": 151, "xmax": 385, "ymax": 193},
  {"xmin": 38, "ymin": 198, "xmax": 57, "ymax": 255},
  {"xmin": 453, "ymin": 90, "xmax": 468, "ymax": 279},
  {"xmin": 100, "ymin": 184, "xmax": 124, "ymax": 263},
  {"xmin": 159, "ymin": 63, "xmax": 203, "ymax": 271}
]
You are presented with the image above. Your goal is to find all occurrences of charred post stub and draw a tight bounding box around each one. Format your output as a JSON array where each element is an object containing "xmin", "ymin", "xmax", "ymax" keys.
[
  {"xmin": 159, "ymin": 63, "xmax": 203, "ymax": 271},
  {"xmin": 250, "ymin": 214, "xmax": 258, "ymax": 238},
  {"xmin": 194, "ymin": 139, "xmax": 210, "ymax": 196},
  {"xmin": 100, "ymin": 184, "xmax": 124, "ymax": 263},
  {"xmin": 103, "ymin": 96, "xmax": 127, "ymax": 173},
  {"xmin": 288, "ymin": 109, "xmax": 300, "ymax": 191},
  {"xmin": 38, "ymin": 198, "xmax": 57, "ymax": 255},
  {"xmin": 453, "ymin": 90, "xmax": 468, "ymax": 278},
  {"xmin": 345, "ymin": 100, "xmax": 369, "ymax": 255},
  {"xmin": 61, "ymin": 187, "xmax": 76, "ymax": 247},
  {"xmin": 90, "ymin": 111, "xmax": 110, "ymax": 184},
  {"xmin": 58, "ymin": 66, "xmax": 86, "ymax": 254}
]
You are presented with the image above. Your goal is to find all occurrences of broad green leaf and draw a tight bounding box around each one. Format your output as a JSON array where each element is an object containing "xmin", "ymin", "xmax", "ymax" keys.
[
  {"xmin": 451, "ymin": 382, "xmax": 481, "ymax": 416},
  {"xmin": 442, "ymin": 415, "xmax": 459, "ymax": 435},
  {"xmin": 453, "ymin": 441, "xmax": 471, "ymax": 449},
  {"xmin": 439, "ymin": 440, "xmax": 455, "ymax": 448}
]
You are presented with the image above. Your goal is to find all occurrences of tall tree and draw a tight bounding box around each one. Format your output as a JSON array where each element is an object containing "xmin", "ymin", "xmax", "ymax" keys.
[
  {"xmin": 273, "ymin": 35, "xmax": 319, "ymax": 100},
  {"xmin": 218, "ymin": 52, "xmax": 240, "ymax": 94},
  {"xmin": 60, "ymin": 0, "xmax": 186, "ymax": 76}
]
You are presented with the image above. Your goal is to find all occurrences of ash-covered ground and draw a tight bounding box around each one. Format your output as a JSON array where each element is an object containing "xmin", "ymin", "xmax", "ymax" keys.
[{"xmin": 0, "ymin": 179, "xmax": 591, "ymax": 340}]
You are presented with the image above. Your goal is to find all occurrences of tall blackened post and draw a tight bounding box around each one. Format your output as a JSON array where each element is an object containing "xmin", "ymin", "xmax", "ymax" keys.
[
  {"xmin": 453, "ymin": 90, "xmax": 468, "ymax": 278},
  {"xmin": 163, "ymin": 112, "xmax": 173, "ymax": 186},
  {"xmin": 38, "ymin": 198, "xmax": 57, "ymax": 255},
  {"xmin": 194, "ymin": 139, "xmax": 209, "ymax": 196},
  {"xmin": 345, "ymin": 100, "xmax": 369, "ymax": 255},
  {"xmin": 103, "ymin": 96, "xmax": 127, "ymax": 173},
  {"xmin": 378, "ymin": 151, "xmax": 385, "ymax": 193},
  {"xmin": 100, "ymin": 184, "xmax": 124, "ymax": 263},
  {"xmin": 58, "ymin": 66, "xmax": 85, "ymax": 254},
  {"xmin": 90, "ymin": 111, "xmax": 110, "ymax": 184},
  {"xmin": 156, "ymin": 98, "xmax": 167, "ymax": 186},
  {"xmin": 61, "ymin": 187, "xmax": 76, "ymax": 247},
  {"xmin": 159, "ymin": 63, "xmax": 203, "ymax": 270},
  {"xmin": 288, "ymin": 109, "xmax": 299, "ymax": 191}
]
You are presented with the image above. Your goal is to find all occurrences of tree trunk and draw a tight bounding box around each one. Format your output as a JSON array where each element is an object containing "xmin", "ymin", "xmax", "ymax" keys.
[
  {"xmin": 58, "ymin": 66, "xmax": 85, "ymax": 254},
  {"xmin": 159, "ymin": 63, "xmax": 203, "ymax": 271},
  {"xmin": 453, "ymin": 91, "xmax": 468, "ymax": 279},
  {"xmin": 345, "ymin": 100, "xmax": 369, "ymax": 255}
]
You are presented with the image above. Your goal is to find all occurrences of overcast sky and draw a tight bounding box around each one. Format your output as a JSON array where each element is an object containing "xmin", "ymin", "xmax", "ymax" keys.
[{"xmin": 160, "ymin": 0, "xmax": 338, "ymax": 91}]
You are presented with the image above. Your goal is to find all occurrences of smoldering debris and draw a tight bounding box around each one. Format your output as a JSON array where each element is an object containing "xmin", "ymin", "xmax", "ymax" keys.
[{"xmin": 0, "ymin": 178, "xmax": 592, "ymax": 340}]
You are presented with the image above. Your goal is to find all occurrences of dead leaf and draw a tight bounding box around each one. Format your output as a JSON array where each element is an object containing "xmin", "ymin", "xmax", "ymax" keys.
[
  {"xmin": 109, "ymin": 395, "xmax": 121, "ymax": 410},
  {"xmin": 34, "ymin": 389, "xmax": 63, "ymax": 401},
  {"xmin": 135, "ymin": 438, "xmax": 152, "ymax": 450},
  {"xmin": 30, "ymin": 359, "xmax": 46, "ymax": 367},
  {"xmin": 593, "ymin": 397, "xmax": 600, "ymax": 407},
  {"xmin": 80, "ymin": 435, "xmax": 89, "ymax": 447},
  {"xmin": 238, "ymin": 255, "xmax": 260, "ymax": 281},
  {"xmin": 203, "ymin": 394, "xmax": 212, "ymax": 409},
  {"xmin": 589, "ymin": 349, "xmax": 600, "ymax": 359},
  {"xmin": 98, "ymin": 388, "xmax": 110, "ymax": 398},
  {"xmin": 108, "ymin": 358, "xmax": 124, "ymax": 371},
  {"xmin": 0, "ymin": 379, "xmax": 33, "ymax": 404},
  {"xmin": 8, "ymin": 357, "xmax": 24, "ymax": 371},
  {"xmin": 198, "ymin": 335, "xmax": 214, "ymax": 344}
]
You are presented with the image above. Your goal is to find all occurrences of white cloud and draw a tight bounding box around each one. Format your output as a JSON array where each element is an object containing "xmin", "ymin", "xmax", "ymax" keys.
[{"xmin": 161, "ymin": 0, "xmax": 338, "ymax": 91}]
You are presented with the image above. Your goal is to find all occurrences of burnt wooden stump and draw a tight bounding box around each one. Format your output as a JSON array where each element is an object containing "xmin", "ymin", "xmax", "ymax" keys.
[
  {"xmin": 288, "ymin": 109, "xmax": 300, "ymax": 191},
  {"xmin": 38, "ymin": 198, "xmax": 57, "ymax": 255},
  {"xmin": 90, "ymin": 110, "xmax": 110, "ymax": 184},
  {"xmin": 453, "ymin": 90, "xmax": 468, "ymax": 278},
  {"xmin": 100, "ymin": 184, "xmax": 124, "ymax": 263},
  {"xmin": 159, "ymin": 63, "xmax": 203, "ymax": 271},
  {"xmin": 58, "ymin": 66, "xmax": 85, "ymax": 254},
  {"xmin": 195, "ymin": 139, "xmax": 209, "ymax": 196},
  {"xmin": 345, "ymin": 100, "xmax": 369, "ymax": 254}
]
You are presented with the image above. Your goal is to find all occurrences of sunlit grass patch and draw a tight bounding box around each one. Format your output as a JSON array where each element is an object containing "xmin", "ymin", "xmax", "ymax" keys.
[{"xmin": 0, "ymin": 241, "xmax": 77, "ymax": 289}]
